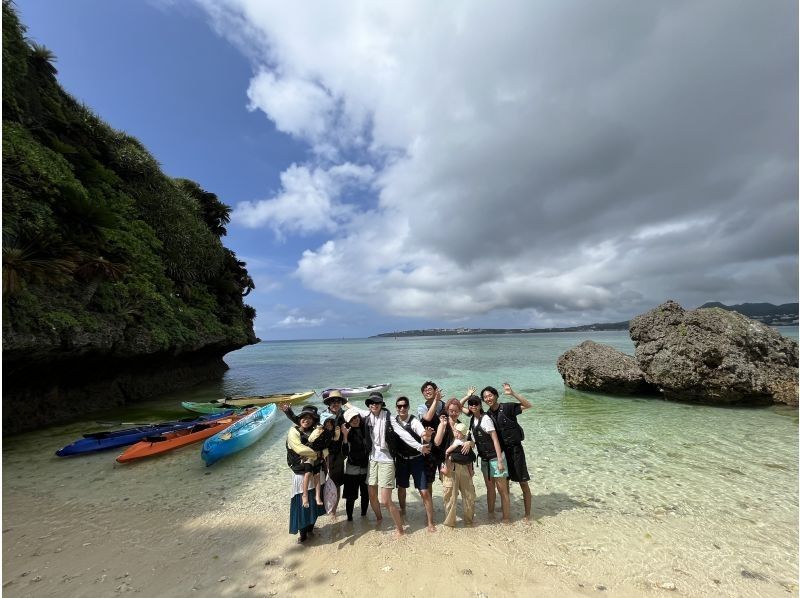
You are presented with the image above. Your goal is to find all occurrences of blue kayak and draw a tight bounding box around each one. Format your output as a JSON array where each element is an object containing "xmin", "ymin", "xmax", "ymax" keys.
[
  {"xmin": 201, "ymin": 404, "xmax": 277, "ymax": 466},
  {"xmin": 56, "ymin": 411, "xmax": 235, "ymax": 457}
]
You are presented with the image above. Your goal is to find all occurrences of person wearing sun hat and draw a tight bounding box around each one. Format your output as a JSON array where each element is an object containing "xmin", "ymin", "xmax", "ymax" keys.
[
  {"xmin": 283, "ymin": 404, "xmax": 323, "ymax": 543},
  {"xmin": 342, "ymin": 392, "xmax": 429, "ymax": 537}
]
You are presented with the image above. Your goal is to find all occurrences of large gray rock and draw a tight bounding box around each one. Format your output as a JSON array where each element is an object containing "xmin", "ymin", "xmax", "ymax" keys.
[
  {"xmin": 630, "ymin": 300, "xmax": 799, "ymax": 406},
  {"xmin": 556, "ymin": 340, "xmax": 659, "ymax": 395}
]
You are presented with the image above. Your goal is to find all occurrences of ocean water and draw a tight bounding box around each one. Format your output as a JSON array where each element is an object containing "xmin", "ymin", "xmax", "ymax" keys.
[{"xmin": 6, "ymin": 329, "xmax": 798, "ymax": 595}]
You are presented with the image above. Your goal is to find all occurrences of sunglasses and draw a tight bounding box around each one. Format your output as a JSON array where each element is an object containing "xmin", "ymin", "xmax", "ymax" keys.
[{"xmin": 396, "ymin": 404, "xmax": 409, "ymax": 409}]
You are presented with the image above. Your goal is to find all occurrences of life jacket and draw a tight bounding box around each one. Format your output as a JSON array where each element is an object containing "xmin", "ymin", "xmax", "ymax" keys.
[
  {"xmin": 469, "ymin": 414, "xmax": 498, "ymax": 460},
  {"xmin": 344, "ymin": 426, "xmax": 369, "ymax": 467},
  {"xmin": 392, "ymin": 415, "xmax": 422, "ymax": 459},
  {"xmin": 286, "ymin": 427, "xmax": 312, "ymax": 474},
  {"xmin": 365, "ymin": 409, "xmax": 403, "ymax": 458},
  {"xmin": 487, "ymin": 405, "xmax": 525, "ymax": 447},
  {"xmin": 325, "ymin": 409, "xmax": 345, "ymax": 454}
]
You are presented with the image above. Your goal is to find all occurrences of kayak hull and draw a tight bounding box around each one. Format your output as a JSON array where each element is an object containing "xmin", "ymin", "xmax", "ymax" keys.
[
  {"xmin": 116, "ymin": 412, "xmax": 248, "ymax": 462},
  {"xmin": 55, "ymin": 412, "xmax": 235, "ymax": 457},
  {"xmin": 201, "ymin": 404, "xmax": 277, "ymax": 466},
  {"xmin": 322, "ymin": 383, "xmax": 392, "ymax": 398},
  {"xmin": 182, "ymin": 391, "xmax": 313, "ymax": 414}
]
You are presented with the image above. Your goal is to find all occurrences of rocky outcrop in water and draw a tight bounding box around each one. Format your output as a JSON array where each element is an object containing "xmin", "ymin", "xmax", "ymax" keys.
[
  {"xmin": 558, "ymin": 300, "xmax": 799, "ymax": 406},
  {"xmin": 629, "ymin": 300, "xmax": 798, "ymax": 406},
  {"xmin": 556, "ymin": 340, "xmax": 658, "ymax": 395}
]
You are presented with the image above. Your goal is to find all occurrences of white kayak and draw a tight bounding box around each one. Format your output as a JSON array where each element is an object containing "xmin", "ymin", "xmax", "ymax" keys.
[{"xmin": 322, "ymin": 383, "xmax": 392, "ymax": 398}]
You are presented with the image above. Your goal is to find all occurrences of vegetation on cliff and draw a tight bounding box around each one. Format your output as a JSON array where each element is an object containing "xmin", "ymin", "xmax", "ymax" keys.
[{"xmin": 2, "ymin": 1, "xmax": 257, "ymax": 368}]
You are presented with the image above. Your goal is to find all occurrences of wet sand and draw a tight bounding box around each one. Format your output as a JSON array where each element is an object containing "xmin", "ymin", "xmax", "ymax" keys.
[{"xmin": 3, "ymin": 419, "xmax": 797, "ymax": 598}]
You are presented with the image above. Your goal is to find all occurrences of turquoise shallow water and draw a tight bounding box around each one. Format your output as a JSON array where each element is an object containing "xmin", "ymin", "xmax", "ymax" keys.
[{"xmin": 7, "ymin": 329, "xmax": 798, "ymax": 594}]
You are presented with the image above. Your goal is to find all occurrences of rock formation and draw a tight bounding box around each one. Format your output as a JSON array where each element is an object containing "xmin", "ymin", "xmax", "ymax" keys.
[
  {"xmin": 557, "ymin": 300, "xmax": 799, "ymax": 406},
  {"xmin": 556, "ymin": 340, "xmax": 658, "ymax": 395},
  {"xmin": 629, "ymin": 300, "xmax": 798, "ymax": 406}
]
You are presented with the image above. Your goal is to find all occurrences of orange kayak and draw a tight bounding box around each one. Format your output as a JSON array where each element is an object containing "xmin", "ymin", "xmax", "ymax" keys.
[{"xmin": 116, "ymin": 411, "xmax": 248, "ymax": 462}]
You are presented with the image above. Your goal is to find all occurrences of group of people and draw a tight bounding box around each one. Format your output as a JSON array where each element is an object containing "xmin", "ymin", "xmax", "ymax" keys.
[{"xmin": 281, "ymin": 381, "xmax": 532, "ymax": 542}]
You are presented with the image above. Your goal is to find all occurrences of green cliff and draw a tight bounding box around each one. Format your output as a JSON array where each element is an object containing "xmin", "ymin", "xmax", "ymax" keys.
[{"xmin": 2, "ymin": 2, "xmax": 258, "ymax": 433}]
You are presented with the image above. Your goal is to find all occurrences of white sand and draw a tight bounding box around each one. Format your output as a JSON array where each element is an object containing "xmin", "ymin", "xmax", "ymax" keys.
[{"xmin": 3, "ymin": 424, "xmax": 797, "ymax": 597}]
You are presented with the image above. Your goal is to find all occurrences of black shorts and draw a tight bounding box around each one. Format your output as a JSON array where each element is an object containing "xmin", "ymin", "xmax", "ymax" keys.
[
  {"xmin": 504, "ymin": 444, "xmax": 530, "ymax": 483},
  {"xmin": 342, "ymin": 472, "xmax": 367, "ymax": 500}
]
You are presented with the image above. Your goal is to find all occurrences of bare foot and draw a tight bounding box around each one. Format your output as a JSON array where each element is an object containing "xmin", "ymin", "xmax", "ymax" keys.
[
  {"xmin": 427, "ymin": 525, "xmax": 437, "ymax": 533},
  {"xmin": 330, "ymin": 513, "xmax": 338, "ymax": 522},
  {"xmin": 393, "ymin": 529, "xmax": 405, "ymax": 538},
  {"xmin": 502, "ymin": 518, "xmax": 511, "ymax": 525}
]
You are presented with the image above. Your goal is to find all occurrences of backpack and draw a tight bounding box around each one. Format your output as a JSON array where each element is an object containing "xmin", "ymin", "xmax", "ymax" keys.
[{"xmin": 392, "ymin": 415, "xmax": 422, "ymax": 458}]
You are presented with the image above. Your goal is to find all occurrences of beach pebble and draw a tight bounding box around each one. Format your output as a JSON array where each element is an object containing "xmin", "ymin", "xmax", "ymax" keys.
[
  {"xmin": 462, "ymin": 569, "xmax": 473, "ymax": 575},
  {"xmin": 248, "ymin": 583, "xmax": 256, "ymax": 588},
  {"xmin": 330, "ymin": 569, "xmax": 339, "ymax": 575},
  {"xmin": 115, "ymin": 582, "xmax": 134, "ymax": 592},
  {"xmin": 658, "ymin": 582, "xmax": 676, "ymax": 591},
  {"xmin": 544, "ymin": 561, "xmax": 557, "ymax": 567},
  {"xmin": 381, "ymin": 565, "xmax": 392, "ymax": 572},
  {"xmin": 595, "ymin": 584, "xmax": 606, "ymax": 591},
  {"xmin": 32, "ymin": 576, "xmax": 42, "ymax": 582},
  {"xmin": 218, "ymin": 576, "xmax": 227, "ymax": 582}
]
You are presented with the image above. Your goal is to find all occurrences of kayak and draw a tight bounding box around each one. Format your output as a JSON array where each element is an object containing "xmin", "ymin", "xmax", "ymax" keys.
[
  {"xmin": 55, "ymin": 411, "xmax": 235, "ymax": 457},
  {"xmin": 322, "ymin": 383, "xmax": 392, "ymax": 398},
  {"xmin": 116, "ymin": 410, "xmax": 252, "ymax": 463},
  {"xmin": 182, "ymin": 390, "xmax": 313, "ymax": 414},
  {"xmin": 201, "ymin": 403, "xmax": 277, "ymax": 466},
  {"xmin": 181, "ymin": 401, "xmax": 244, "ymax": 415}
]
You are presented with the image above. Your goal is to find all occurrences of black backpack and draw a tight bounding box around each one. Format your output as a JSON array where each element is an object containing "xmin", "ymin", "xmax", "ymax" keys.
[{"xmin": 382, "ymin": 411, "xmax": 406, "ymax": 457}]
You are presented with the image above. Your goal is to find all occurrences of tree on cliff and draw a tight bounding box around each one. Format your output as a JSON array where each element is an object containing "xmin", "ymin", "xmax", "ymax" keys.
[{"xmin": 2, "ymin": 1, "xmax": 258, "ymax": 372}]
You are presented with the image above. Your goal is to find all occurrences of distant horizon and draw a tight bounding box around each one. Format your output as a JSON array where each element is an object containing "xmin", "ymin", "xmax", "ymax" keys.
[{"xmin": 17, "ymin": 1, "xmax": 798, "ymax": 342}]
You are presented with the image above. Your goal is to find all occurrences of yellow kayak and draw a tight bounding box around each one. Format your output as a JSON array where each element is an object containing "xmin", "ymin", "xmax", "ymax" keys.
[{"xmin": 221, "ymin": 390, "xmax": 314, "ymax": 407}]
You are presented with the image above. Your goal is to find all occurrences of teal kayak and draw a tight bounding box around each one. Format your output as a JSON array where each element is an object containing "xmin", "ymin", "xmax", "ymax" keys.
[{"xmin": 200, "ymin": 403, "xmax": 277, "ymax": 466}]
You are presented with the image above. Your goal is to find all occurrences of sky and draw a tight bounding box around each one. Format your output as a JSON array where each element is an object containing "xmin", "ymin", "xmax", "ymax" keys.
[{"xmin": 14, "ymin": 0, "xmax": 799, "ymax": 340}]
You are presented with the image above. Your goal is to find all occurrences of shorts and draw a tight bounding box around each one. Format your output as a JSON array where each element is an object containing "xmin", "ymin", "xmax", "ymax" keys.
[
  {"xmin": 480, "ymin": 455, "xmax": 508, "ymax": 479},
  {"xmin": 301, "ymin": 461, "xmax": 321, "ymax": 475},
  {"xmin": 368, "ymin": 460, "xmax": 396, "ymax": 489},
  {"xmin": 395, "ymin": 455, "xmax": 428, "ymax": 491},
  {"xmin": 504, "ymin": 444, "xmax": 530, "ymax": 483}
]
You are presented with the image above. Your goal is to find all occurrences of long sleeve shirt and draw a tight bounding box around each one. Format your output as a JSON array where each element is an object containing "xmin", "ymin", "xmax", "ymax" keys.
[{"xmin": 350, "ymin": 407, "xmax": 427, "ymax": 463}]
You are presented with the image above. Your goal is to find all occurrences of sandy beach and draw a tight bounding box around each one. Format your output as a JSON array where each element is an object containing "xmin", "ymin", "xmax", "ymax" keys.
[{"xmin": 4, "ymin": 415, "xmax": 797, "ymax": 598}]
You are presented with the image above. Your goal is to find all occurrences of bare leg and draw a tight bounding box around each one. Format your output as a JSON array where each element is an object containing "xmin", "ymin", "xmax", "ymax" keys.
[
  {"xmin": 380, "ymin": 487, "xmax": 404, "ymax": 537},
  {"xmin": 315, "ymin": 473, "xmax": 324, "ymax": 506},
  {"xmin": 520, "ymin": 481, "xmax": 532, "ymax": 520},
  {"xmin": 484, "ymin": 472, "xmax": 496, "ymax": 514},
  {"xmin": 302, "ymin": 472, "xmax": 311, "ymax": 507},
  {"xmin": 398, "ymin": 486, "xmax": 407, "ymax": 512},
  {"xmin": 368, "ymin": 484, "xmax": 382, "ymax": 521},
  {"xmin": 496, "ymin": 478, "xmax": 511, "ymax": 523},
  {"xmin": 420, "ymin": 489, "xmax": 436, "ymax": 532}
]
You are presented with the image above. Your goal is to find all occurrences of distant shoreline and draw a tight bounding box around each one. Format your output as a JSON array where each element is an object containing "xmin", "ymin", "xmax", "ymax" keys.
[{"xmin": 371, "ymin": 322, "xmax": 630, "ymax": 338}]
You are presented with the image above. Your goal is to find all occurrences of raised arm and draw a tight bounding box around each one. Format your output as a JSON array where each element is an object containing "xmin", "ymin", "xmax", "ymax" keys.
[
  {"xmin": 459, "ymin": 386, "xmax": 476, "ymax": 414},
  {"xmin": 503, "ymin": 382, "xmax": 531, "ymax": 411},
  {"xmin": 433, "ymin": 414, "xmax": 448, "ymax": 447},
  {"xmin": 279, "ymin": 403, "xmax": 300, "ymax": 424}
]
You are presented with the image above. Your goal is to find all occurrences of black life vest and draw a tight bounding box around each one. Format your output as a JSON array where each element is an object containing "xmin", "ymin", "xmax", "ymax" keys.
[
  {"xmin": 487, "ymin": 406, "xmax": 525, "ymax": 447},
  {"xmin": 366, "ymin": 409, "xmax": 403, "ymax": 458},
  {"xmin": 344, "ymin": 426, "xmax": 369, "ymax": 467},
  {"xmin": 286, "ymin": 427, "xmax": 312, "ymax": 474},
  {"xmin": 392, "ymin": 415, "xmax": 422, "ymax": 459},
  {"xmin": 469, "ymin": 414, "xmax": 498, "ymax": 460}
]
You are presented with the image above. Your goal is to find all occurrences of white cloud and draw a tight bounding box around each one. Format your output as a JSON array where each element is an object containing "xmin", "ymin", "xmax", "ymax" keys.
[
  {"xmin": 231, "ymin": 162, "xmax": 374, "ymax": 237},
  {"xmin": 273, "ymin": 315, "xmax": 325, "ymax": 328},
  {"xmin": 202, "ymin": 0, "xmax": 798, "ymax": 324}
]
